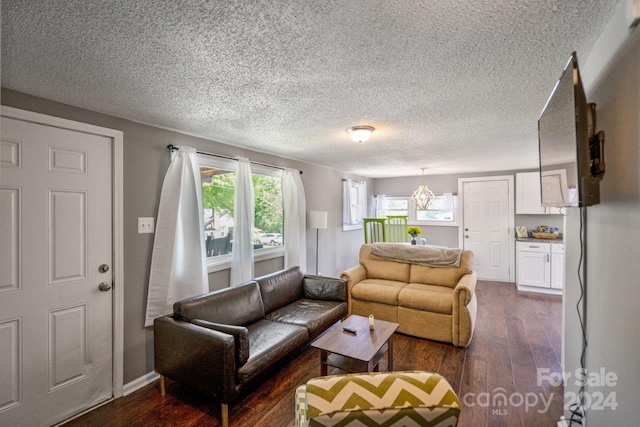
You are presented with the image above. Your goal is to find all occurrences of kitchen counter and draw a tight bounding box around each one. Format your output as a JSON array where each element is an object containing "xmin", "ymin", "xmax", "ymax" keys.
[{"xmin": 516, "ymin": 237, "xmax": 564, "ymax": 244}]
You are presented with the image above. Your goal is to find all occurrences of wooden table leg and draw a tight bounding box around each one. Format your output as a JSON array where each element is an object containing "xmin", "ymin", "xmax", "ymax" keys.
[
  {"xmin": 320, "ymin": 350, "xmax": 328, "ymax": 376},
  {"xmin": 221, "ymin": 403, "xmax": 228, "ymax": 427},
  {"xmin": 367, "ymin": 359, "xmax": 375, "ymax": 372},
  {"xmin": 388, "ymin": 335, "xmax": 394, "ymax": 371},
  {"xmin": 159, "ymin": 375, "xmax": 166, "ymax": 396}
]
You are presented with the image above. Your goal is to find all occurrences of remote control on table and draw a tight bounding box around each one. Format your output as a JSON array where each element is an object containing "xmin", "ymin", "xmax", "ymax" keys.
[{"xmin": 342, "ymin": 327, "xmax": 357, "ymax": 334}]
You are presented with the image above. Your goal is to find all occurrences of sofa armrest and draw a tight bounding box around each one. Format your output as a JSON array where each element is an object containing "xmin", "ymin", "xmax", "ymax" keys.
[
  {"xmin": 340, "ymin": 264, "xmax": 367, "ymax": 314},
  {"xmin": 302, "ymin": 275, "xmax": 347, "ymax": 302},
  {"xmin": 453, "ymin": 271, "xmax": 477, "ymax": 305},
  {"xmin": 154, "ymin": 315, "xmax": 237, "ymax": 403},
  {"xmin": 190, "ymin": 319, "xmax": 250, "ymax": 366},
  {"xmin": 452, "ymin": 271, "xmax": 478, "ymax": 347}
]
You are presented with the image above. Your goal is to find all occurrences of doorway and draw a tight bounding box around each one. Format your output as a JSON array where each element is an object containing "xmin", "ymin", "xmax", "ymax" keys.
[
  {"xmin": 0, "ymin": 107, "xmax": 123, "ymax": 425},
  {"xmin": 458, "ymin": 176, "xmax": 514, "ymax": 282}
]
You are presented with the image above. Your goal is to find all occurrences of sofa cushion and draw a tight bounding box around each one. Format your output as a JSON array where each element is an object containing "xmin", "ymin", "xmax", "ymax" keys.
[
  {"xmin": 265, "ymin": 299, "xmax": 347, "ymax": 338},
  {"xmin": 174, "ymin": 281, "xmax": 265, "ymax": 326},
  {"xmin": 409, "ymin": 251, "xmax": 474, "ymax": 288},
  {"xmin": 237, "ymin": 319, "xmax": 308, "ymax": 383},
  {"xmin": 351, "ymin": 279, "xmax": 408, "ymax": 305},
  {"xmin": 398, "ymin": 283, "xmax": 454, "ymax": 315},
  {"xmin": 303, "ymin": 276, "xmax": 347, "ymax": 302},
  {"xmin": 359, "ymin": 244, "xmax": 411, "ymax": 283},
  {"xmin": 255, "ymin": 267, "xmax": 304, "ymax": 314}
]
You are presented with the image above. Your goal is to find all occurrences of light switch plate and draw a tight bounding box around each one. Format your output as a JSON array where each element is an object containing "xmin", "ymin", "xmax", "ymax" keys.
[{"xmin": 138, "ymin": 217, "xmax": 155, "ymax": 234}]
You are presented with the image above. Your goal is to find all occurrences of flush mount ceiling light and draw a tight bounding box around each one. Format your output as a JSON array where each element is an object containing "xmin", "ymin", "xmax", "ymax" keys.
[
  {"xmin": 411, "ymin": 168, "xmax": 435, "ymax": 210},
  {"xmin": 347, "ymin": 126, "xmax": 375, "ymax": 143}
]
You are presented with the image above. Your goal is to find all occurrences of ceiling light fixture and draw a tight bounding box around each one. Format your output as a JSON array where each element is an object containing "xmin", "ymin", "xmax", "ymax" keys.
[
  {"xmin": 347, "ymin": 126, "xmax": 375, "ymax": 143},
  {"xmin": 411, "ymin": 168, "xmax": 435, "ymax": 210}
]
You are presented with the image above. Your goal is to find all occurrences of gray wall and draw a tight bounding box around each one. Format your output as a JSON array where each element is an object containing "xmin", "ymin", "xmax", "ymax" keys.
[
  {"xmin": 372, "ymin": 174, "xmax": 460, "ymax": 246},
  {"xmin": 563, "ymin": 32, "xmax": 640, "ymax": 424},
  {"xmin": 1, "ymin": 88, "xmax": 370, "ymax": 383},
  {"xmin": 302, "ymin": 164, "xmax": 370, "ymax": 276},
  {"xmin": 515, "ymin": 214, "xmax": 562, "ymax": 232},
  {"xmin": 372, "ymin": 169, "xmax": 563, "ymax": 247}
]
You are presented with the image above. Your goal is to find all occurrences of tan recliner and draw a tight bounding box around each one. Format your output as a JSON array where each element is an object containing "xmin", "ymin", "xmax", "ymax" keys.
[{"xmin": 341, "ymin": 244, "xmax": 477, "ymax": 347}]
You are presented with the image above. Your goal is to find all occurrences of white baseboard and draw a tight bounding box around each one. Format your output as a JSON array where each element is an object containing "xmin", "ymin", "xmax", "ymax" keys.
[
  {"xmin": 122, "ymin": 371, "xmax": 160, "ymax": 397},
  {"xmin": 516, "ymin": 284, "xmax": 563, "ymax": 296}
]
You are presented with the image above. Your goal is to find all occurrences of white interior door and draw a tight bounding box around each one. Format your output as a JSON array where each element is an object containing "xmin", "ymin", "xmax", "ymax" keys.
[
  {"xmin": 462, "ymin": 179, "xmax": 511, "ymax": 281},
  {"xmin": 0, "ymin": 116, "xmax": 113, "ymax": 426}
]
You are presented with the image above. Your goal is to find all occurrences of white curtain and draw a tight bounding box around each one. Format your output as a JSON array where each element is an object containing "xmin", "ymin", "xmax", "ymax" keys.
[
  {"xmin": 443, "ymin": 192, "xmax": 456, "ymax": 211},
  {"xmin": 282, "ymin": 168, "xmax": 307, "ymax": 271},
  {"xmin": 144, "ymin": 146, "xmax": 207, "ymax": 327},
  {"xmin": 230, "ymin": 157, "xmax": 255, "ymax": 285},
  {"xmin": 344, "ymin": 178, "xmax": 354, "ymax": 225}
]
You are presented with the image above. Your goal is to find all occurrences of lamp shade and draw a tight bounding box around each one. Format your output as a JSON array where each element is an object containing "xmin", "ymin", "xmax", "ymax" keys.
[
  {"xmin": 308, "ymin": 211, "xmax": 328, "ymax": 229},
  {"xmin": 347, "ymin": 126, "xmax": 374, "ymax": 143}
]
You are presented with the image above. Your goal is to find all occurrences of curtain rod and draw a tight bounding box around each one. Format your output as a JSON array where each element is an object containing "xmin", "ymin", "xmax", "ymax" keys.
[
  {"xmin": 167, "ymin": 144, "xmax": 302, "ymax": 174},
  {"xmin": 374, "ymin": 193, "xmax": 458, "ymax": 197},
  {"xmin": 341, "ymin": 178, "xmax": 366, "ymax": 184}
]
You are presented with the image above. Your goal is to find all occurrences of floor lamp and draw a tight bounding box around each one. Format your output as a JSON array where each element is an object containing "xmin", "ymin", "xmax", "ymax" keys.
[{"xmin": 308, "ymin": 211, "xmax": 327, "ymax": 275}]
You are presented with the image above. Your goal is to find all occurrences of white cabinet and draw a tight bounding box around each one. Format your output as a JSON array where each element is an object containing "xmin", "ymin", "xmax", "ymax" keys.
[
  {"xmin": 550, "ymin": 244, "xmax": 564, "ymax": 289},
  {"xmin": 516, "ymin": 241, "xmax": 564, "ymax": 293},
  {"xmin": 516, "ymin": 172, "xmax": 546, "ymax": 214},
  {"xmin": 516, "ymin": 172, "xmax": 562, "ymax": 215},
  {"xmin": 517, "ymin": 242, "xmax": 551, "ymax": 287}
]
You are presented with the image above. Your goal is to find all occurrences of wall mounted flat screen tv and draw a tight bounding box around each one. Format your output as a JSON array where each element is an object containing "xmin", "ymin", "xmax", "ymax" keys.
[{"xmin": 538, "ymin": 52, "xmax": 601, "ymax": 207}]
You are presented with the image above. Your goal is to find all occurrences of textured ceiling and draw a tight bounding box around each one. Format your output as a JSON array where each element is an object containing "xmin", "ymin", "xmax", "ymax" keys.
[{"xmin": 1, "ymin": 1, "xmax": 620, "ymax": 177}]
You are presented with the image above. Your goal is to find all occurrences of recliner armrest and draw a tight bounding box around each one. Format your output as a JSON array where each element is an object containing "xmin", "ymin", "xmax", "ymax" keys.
[
  {"xmin": 452, "ymin": 271, "xmax": 478, "ymax": 347},
  {"xmin": 302, "ymin": 275, "xmax": 347, "ymax": 302},
  {"xmin": 340, "ymin": 264, "xmax": 367, "ymax": 314},
  {"xmin": 453, "ymin": 271, "xmax": 477, "ymax": 305},
  {"xmin": 340, "ymin": 264, "xmax": 367, "ymax": 287},
  {"xmin": 191, "ymin": 319, "xmax": 250, "ymax": 366}
]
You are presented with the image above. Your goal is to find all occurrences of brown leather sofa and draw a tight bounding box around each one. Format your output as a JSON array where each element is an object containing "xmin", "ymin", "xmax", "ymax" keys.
[{"xmin": 153, "ymin": 267, "xmax": 347, "ymax": 427}]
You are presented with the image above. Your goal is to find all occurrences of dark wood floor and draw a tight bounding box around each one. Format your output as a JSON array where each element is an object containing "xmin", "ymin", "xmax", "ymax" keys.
[{"xmin": 65, "ymin": 281, "xmax": 563, "ymax": 427}]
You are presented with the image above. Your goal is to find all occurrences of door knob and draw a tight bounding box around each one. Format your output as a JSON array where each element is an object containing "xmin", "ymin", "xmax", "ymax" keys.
[
  {"xmin": 98, "ymin": 282, "xmax": 112, "ymax": 292},
  {"xmin": 99, "ymin": 264, "xmax": 110, "ymax": 273}
]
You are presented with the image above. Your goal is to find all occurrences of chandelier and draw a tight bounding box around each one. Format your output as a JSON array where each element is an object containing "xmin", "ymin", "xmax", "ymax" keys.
[{"xmin": 411, "ymin": 168, "xmax": 435, "ymax": 210}]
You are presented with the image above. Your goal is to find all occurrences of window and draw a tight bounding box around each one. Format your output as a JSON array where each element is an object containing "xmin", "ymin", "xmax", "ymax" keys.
[
  {"xmin": 374, "ymin": 193, "xmax": 457, "ymax": 226},
  {"xmin": 415, "ymin": 193, "xmax": 457, "ymax": 225},
  {"xmin": 375, "ymin": 196, "xmax": 409, "ymax": 218},
  {"xmin": 199, "ymin": 156, "xmax": 284, "ymax": 264},
  {"xmin": 201, "ymin": 165, "xmax": 235, "ymax": 257},
  {"xmin": 342, "ymin": 180, "xmax": 367, "ymax": 231},
  {"xmin": 252, "ymin": 172, "xmax": 284, "ymax": 244}
]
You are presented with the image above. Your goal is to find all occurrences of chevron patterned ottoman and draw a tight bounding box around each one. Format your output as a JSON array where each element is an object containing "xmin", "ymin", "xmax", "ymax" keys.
[{"xmin": 295, "ymin": 371, "xmax": 460, "ymax": 426}]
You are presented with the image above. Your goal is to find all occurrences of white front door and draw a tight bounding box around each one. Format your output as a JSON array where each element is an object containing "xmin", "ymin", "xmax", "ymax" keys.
[
  {"xmin": 462, "ymin": 179, "xmax": 511, "ymax": 281},
  {"xmin": 0, "ymin": 116, "xmax": 113, "ymax": 426}
]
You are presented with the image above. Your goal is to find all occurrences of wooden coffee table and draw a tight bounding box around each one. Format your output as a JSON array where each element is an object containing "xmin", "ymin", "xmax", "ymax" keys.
[{"xmin": 311, "ymin": 315, "xmax": 399, "ymax": 376}]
